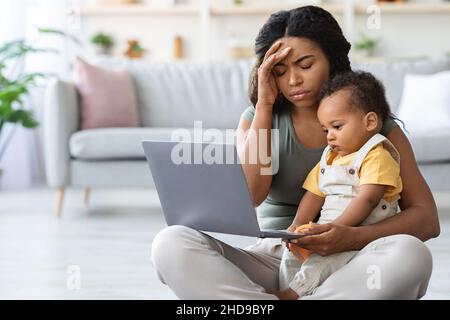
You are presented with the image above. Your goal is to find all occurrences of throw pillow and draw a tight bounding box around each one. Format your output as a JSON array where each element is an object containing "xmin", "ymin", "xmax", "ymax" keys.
[
  {"xmin": 396, "ymin": 70, "xmax": 450, "ymax": 136},
  {"xmin": 73, "ymin": 57, "xmax": 139, "ymax": 130}
]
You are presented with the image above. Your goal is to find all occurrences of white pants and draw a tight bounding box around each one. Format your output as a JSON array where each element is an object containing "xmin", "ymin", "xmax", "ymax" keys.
[
  {"xmin": 151, "ymin": 225, "xmax": 433, "ymax": 300},
  {"xmin": 279, "ymin": 249, "xmax": 359, "ymax": 297}
]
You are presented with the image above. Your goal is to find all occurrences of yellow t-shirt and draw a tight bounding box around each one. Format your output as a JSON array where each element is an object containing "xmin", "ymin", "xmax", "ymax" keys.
[{"xmin": 303, "ymin": 144, "xmax": 403, "ymax": 202}]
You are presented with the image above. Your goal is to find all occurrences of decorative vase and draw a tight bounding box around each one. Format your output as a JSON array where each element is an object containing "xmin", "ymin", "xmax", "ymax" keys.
[{"xmin": 94, "ymin": 45, "xmax": 112, "ymax": 56}]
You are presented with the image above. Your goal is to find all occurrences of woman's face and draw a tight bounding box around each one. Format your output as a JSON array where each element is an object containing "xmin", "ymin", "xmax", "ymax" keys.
[{"xmin": 272, "ymin": 37, "xmax": 330, "ymax": 110}]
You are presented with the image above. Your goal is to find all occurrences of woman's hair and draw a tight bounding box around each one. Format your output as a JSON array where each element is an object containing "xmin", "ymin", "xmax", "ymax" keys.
[
  {"xmin": 248, "ymin": 6, "xmax": 351, "ymax": 109},
  {"xmin": 317, "ymin": 70, "xmax": 393, "ymax": 123}
]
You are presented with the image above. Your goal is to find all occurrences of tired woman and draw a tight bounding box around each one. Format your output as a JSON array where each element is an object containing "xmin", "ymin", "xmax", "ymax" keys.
[{"xmin": 151, "ymin": 6, "xmax": 440, "ymax": 299}]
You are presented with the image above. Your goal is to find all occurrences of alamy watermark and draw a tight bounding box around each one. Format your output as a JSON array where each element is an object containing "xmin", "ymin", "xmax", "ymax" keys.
[
  {"xmin": 170, "ymin": 121, "xmax": 280, "ymax": 175},
  {"xmin": 366, "ymin": 264, "xmax": 381, "ymax": 290},
  {"xmin": 67, "ymin": 5, "xmax": 81, "ymax": 31},
  {"xmin": 366, "ymin": 5, "xmax": 382, "ymax": 30},
  {"xmin": 66, "ymin": 265, "xmax": 81, "ymax": 290}
]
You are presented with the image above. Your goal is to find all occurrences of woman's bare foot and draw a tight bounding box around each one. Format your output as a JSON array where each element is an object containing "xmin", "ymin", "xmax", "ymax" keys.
[{"xmin": 267, "ymin": 288, "xmax": 299, "ymax": 300}]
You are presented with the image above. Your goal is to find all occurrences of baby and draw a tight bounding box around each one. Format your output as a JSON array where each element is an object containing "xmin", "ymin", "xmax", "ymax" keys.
[{"xmin": 276, "ymin": 71, "xmax": 403, "ymax": 299}]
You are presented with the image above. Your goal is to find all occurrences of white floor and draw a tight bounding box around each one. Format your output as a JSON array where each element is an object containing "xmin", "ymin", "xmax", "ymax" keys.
[{"xmin": 0, "ymin": 187, "xmax": 449, "ymax": 299}]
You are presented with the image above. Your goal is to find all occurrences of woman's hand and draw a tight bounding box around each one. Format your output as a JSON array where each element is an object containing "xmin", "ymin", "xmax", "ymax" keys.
[
  {"xmin": 257, "ymin": 41, "xmax": 291, "ymax": 108},
  {"xmin": 290, "ymin": 223, "xmax": 359, "ymax": 256},
  {"xmin": 282, "ymin": 222, "xmax": 312, "ymax": 249}
]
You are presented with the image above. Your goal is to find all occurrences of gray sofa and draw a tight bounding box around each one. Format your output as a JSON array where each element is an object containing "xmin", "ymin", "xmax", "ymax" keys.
[
  {"xmin": 44, "ymin": 59, "xmax": 254, "ymax": 216},
  {"xmin": 44, "ymin": 57, "xmax": 450, "ymax": 216}
]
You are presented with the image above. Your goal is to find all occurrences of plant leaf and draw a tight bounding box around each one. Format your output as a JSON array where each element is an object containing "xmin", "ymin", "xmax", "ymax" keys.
[
  {"xmin": 0, "ymin": 84, "xmax": 27, "ymax": 104},
  {"xmin": 0, "ymin": 42, "xmax": 59, "ymax": 64},
  {"xmin": 0, "ymin": 101, "xmax": 13, "ymax": 117},
  {"xmin": 0, "ymin": 40, "xmax": 25, "ymax": 55},
  {"xmin": 38, "ymin": 27, "xmax": 81, "ymax": 46},
  {"xmin": 16, "ymin": 72, "xmax": 47, "ymax": 85},
  {"xmin": 5, "ymin": 109, "xmax": 39, "ymax": 128}
]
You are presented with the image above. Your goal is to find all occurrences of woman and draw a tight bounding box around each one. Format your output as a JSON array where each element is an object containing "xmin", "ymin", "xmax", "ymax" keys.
[{"xmin": 151, "ymin": 6, "xmax": 440, "ymax": 300}]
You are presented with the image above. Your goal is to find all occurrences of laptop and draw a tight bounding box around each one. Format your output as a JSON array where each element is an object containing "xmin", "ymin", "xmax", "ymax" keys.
[{"xmin": 142, "ymin": 140, "xmax": 305, "ymax": 240}]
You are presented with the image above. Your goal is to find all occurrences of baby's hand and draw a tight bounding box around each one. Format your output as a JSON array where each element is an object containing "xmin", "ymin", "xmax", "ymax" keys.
[
  {"xmin": 282, "ymin": 225, "xmax": 298, "ymax": 249},
  {"xmin": 283, "ymin": 222, "xmax": 313, "ymax": 248}
]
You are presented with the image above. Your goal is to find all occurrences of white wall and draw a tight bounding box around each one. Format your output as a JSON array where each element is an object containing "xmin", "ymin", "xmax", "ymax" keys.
[{"xmin": 355, "ymin": 12, "xmax": 450, "ymax": 59}]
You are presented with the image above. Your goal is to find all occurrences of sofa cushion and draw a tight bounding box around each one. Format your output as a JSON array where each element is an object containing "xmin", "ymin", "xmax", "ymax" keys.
[
  {"xmin": 408, "ymin": 131, "xmax": 450, "ymax": 164},
  {"xmin": 352, "ymin": 58, "xmax": 450, "ymax": 114},
  {"xmin": 70, "ymin": 127, "xmax": 236, "ymax": 160},
  {"xmin": 397, "ymin": 71, "xmax": 450, "ymax": 136},
  {"xmin": 73, "ymin": 57, "xmax": 139, "ymax": 130}
]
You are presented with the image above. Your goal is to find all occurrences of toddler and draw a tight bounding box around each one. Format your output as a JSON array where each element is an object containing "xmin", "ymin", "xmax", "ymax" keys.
[{"xmin": 277, "ymin": 71, "xmax": 403, "ymax": 299}]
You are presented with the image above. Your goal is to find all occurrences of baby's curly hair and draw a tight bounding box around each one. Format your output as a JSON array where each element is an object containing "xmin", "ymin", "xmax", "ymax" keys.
[{"xmin": 318, "ymin": 71, "xmax": 393, "ymax": 123}]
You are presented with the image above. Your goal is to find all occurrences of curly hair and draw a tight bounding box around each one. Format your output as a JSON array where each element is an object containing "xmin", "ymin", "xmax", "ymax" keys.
[
  {"xmin": 248, "ymin": 6, "xmax": 351, "ymax": 109},
  {"xmin": 318, "ymin": 71, "xmax": 393, "ymax": 123}
]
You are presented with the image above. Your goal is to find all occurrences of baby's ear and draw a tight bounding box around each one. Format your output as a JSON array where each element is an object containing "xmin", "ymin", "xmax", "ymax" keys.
[{"xmin": 364, "ymin": 112, "xmax": 379, "ymax": 132}]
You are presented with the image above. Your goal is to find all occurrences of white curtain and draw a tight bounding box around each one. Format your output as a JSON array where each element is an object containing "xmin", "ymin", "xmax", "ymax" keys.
[
  {"xmin": 0, "ymin": 0, "xmax": 82, "ymax": 189},
  {"xmin": 0, "ymin": 0, "xmax": 34, "ymax": 189}
]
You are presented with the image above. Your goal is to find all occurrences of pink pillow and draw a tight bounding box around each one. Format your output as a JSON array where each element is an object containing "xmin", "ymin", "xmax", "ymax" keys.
[{"xmin": 74, "ymin": 57, "xmax": 139, "ymax": 130}]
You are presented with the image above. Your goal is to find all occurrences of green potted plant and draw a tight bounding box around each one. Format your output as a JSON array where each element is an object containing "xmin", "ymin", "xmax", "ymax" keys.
[
  {"xmin": 354, "ymin": 33, "xmax": 378, "ymax": 57},
  {"xmin": 0, "ymin": 28, "xmax": 80, "ymax": 180},
  {"xmin": 90, "ymin": 32, "xmax": 114, "ymax": 55}
]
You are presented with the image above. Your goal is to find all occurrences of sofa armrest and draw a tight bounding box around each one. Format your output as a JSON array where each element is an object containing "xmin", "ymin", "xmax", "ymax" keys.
[{"xmin": 44, "ymin": 78, "xmax": 79, "ymax": 187}]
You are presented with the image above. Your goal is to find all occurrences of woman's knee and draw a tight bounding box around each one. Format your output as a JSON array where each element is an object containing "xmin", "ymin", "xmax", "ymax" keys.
[
  {"xmin": 384, "ymin": 234, "xmax": 433, "ymax": 298},
  {"xmin": 390, "ymin": 234, "xmax": 432, "ymax": 270},
  {"xmin": 151, "ymin": 225, "xmax": 202, "ymax": 274}
]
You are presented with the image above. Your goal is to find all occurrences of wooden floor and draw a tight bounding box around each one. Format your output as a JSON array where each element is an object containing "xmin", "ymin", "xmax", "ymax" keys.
[{"xmin": 0, "ymin": 187, "xmax": 449, "ymax": 299}]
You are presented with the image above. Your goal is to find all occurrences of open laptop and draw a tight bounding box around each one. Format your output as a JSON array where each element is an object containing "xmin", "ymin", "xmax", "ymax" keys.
[{"xmin": 142, "ymin": 140, "xmax": 305, "ymax": 240}]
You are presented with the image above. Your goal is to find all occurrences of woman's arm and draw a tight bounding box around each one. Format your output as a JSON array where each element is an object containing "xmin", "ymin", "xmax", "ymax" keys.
[
  {"xmin": 236, "ymin": 110, "xmax": 273, "ymax": 207},
  {"xmin": 236, "ymin": 41, "xmax": 290, "ymax": 207},
  {"xmin": 294, "ymin": 127, "xmax": 440, "ymax": 255},
  {"xmin": 352, "ymin": 126, "xmax": 440, "ymax": 247}
]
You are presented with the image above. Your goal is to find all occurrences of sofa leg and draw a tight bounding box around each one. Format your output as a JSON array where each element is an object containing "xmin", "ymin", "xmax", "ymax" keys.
[
  {"xmin": 56, "ymin": 187, "xmax": 65, "ymax": 218},
  {"xmin": 84, "ymin": 188, "xmax": 91, "ymax": 206}
]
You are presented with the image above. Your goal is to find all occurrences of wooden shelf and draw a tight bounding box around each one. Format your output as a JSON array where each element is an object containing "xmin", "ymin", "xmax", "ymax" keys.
[
  {"xmin": 210, "ymin": 4, "xmax": 344, "ymax": 16},
  {"xmin": 80, "ymin": 3, "xmax": 450, "ymax": 16},
  {"xmin": 80, "ymin": 4, "xmax": 344, "ymax": 16},
  {"xmin": 80, "ymin": 4, "xmax": 199, "ymax": 16}
]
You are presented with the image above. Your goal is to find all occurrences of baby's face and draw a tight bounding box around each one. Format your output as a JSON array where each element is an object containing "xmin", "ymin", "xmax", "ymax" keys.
[{"xmin": 317, "ymin": 89, "xmax": 372, "ymax": 157}]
